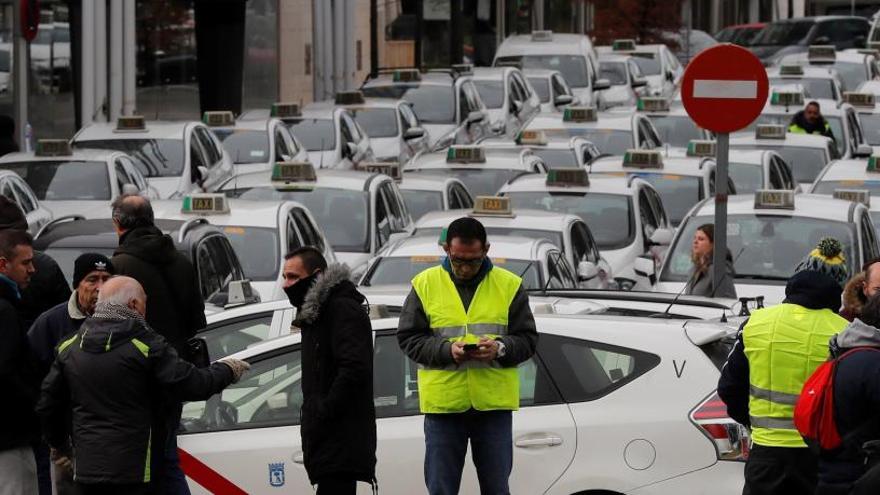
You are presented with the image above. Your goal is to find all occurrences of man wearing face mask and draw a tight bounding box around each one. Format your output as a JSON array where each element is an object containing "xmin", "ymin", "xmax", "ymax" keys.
[
  {"xmin": 281, "ymin": 246, "xmax": 376, "ymax": 494},
  {"xmin": 397, "ymin": 217, "xmax": 538, "ymax": 495}
]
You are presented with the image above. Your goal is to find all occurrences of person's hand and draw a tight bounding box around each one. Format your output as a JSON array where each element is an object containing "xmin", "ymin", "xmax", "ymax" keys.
[
  {"xmin": 219, "ymin": 358, "xmax": 250, "ymax": 383},
  {"xmin": 469, "ymin": 338, "xmax": 499, "ymax": 362},
  {"xmin": 50, "ymin": 448, "xmax": 72, "ymax": 473},
  {"xmin": 450, "ymin": 341, "xmax": 469, "ymax": 364}
]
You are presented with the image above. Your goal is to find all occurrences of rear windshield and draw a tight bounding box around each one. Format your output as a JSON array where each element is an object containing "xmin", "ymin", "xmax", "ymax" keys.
[
  {"xmin": 528, "ymin": 77, "xmax": 551, "ymax": 102},
  {"xmin": 647, "ymin": 115, "xmax": 704, "ymax": 148},
  {"xmin": 213, "ymin": 129, "xmax": 270, "ymax": 164},
  {"xmin": 599, "ymin": 62, "xmax": 628, "ymax": 86},
  {"xmin": 0, "ymin": 160, "xmax": 110, "ymax": 200},
  {"xmin": 73, "ymin": 139, "xmax": 184, "ymax": 178},
  {"xmin": 495, "ymin": 55, "xmax": 589, "ymax": 88},
  {"xmin": 350, "ymin": 108, "xmax": 399, "ymax": 138},
  {"xmin": 473, "ymin": 81, "xmax": 505, "ymax": 109},
  {"xmin": 361, "ymin": 84, "xmax": 456, "ymax": 124},
  {"xmin": 285, "ymin": 119, "xmax": 336, "ymax": 151}
]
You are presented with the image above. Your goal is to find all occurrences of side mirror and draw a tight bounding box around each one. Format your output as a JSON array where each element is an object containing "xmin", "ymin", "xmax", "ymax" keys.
[
  {"xmin": 267, "ymin": 392, "xmax": 288, "ymax": 410},
  {"xmin": 121, "ymin": 183, "xmax": 140, "ymax": 196},
  {"xmin": 403, "ymin": 127, "xmax": 426, "ymax": 140},
  {"xmin": 649, "ymin": 228, "xmax": 673, "ymax": 246},
  {"xmin": 511, "ymin": 100, "xmax": 524, "ymax": 115},
  {"xmin": 196, "ymin": 166, "xmax": 209, "ymax": 185},
  {"xmin": 345, "ymin": 142, "xmax": 359, "ymax": 160},
  {"xmin": 632, "ymin": 77, "xmax": 648, "ymax": 88},
  {"xmin": 466, "ymin": 110, "xmax": 485, "ymax": 125},
  {"xmin": 577, "ymin": 261, "xmax": 599, "ymax": 281},
  {"xmin": 553, "ymin": 94, "xmax": 574, "ymax": 107},
  {"xmin": 854, "ymin": 144, "xmax": 873, "ymax": 158},
  {"xmin": 593, "ymin": 78, "xmax": 611, "ymax": 91},
  {"xmin": 665, "ymin": 71, "xmax": 675, "ymax": 82},
  {"xmin": 633, "ymin": 255, "xmax": 657, "ymax": 285},
  {"xmin": 490, "ymin": 121, "xmax": 505, "ymax": 134},
  {"xmin": 226, "ymin": 279, "xmax": 259, "ymax": 307}
]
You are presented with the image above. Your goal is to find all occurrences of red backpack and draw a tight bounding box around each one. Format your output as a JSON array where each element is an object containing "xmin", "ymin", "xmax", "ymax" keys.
[{"xmin": 794, "ymin": 347, "xmax": 880, "ymax": 450}]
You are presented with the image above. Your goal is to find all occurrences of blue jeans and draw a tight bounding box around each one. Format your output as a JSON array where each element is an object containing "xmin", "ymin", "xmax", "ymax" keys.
[{"xmin": 424, "ymin": 409, "xmax": 512, "ymax": 495}]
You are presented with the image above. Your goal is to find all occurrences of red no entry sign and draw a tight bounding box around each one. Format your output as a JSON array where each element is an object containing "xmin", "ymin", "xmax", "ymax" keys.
[{"xmin": 681, "ymin": 44, "xmax": 769, "ymax": 134}]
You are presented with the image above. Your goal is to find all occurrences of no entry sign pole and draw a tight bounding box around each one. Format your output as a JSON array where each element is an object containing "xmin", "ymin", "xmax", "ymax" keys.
[{"xmin": 681, "ymin": 44, "xmax": 769, "ymax": 297}]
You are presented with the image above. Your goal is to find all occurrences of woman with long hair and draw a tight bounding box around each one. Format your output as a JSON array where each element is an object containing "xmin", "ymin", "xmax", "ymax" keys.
[{"xmin": 685, "ymin": 224, "xmax": 737, "ymax": 298}]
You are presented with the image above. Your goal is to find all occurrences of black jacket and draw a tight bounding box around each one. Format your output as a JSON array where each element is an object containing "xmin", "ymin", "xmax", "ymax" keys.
[
  {"xmin": 718, "ymin": 270, "xmax": 844, "ymax": 428},
  {"xmin": 36, "ymin": 313, "xmax": 234, "ymax": 485},
  {"xmin": 20, "ymin": 251, "xmax": 72, "ymax": 329},
  {"xmin": 0, "ymin": 276, "xmax": 39, "ymax": 451},
  {"xmin": 0, "ymin": 115, "xmax": 19, "ymax": 157},
  {"xmin": 112, "ymin": 226, "xmax": 206, "ymax": 354},
  {"xmin": 295, "ymin": 263, "xmax": 376, "ymax": 484},
  {"xmin": 27, "ymin": 293, "xmax": 87, "ymax": 379}
]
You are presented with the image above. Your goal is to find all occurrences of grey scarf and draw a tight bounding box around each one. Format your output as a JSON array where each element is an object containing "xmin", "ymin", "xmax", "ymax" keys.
[{"xmin": 92, "ymin": 302, "xmax": 145, "ymax": 321}]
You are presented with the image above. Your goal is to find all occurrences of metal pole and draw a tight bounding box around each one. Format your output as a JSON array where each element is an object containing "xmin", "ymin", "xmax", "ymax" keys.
[
  {"xmin": 313, "ymin": 0, "xmax": 324, "ymax": 99},
  {"xmin": 12, "ymin": 0, "xmax": 27, "ymax": 148},
  {"xmin": 94, "ymin": 0, "xmax": 107, "ymax": 122},
  {"xmin": 712, "ymin": 132, "xmax": 729, "ymax": 297},
  {"xmin": 370, "ymin": 0, "xmax": 377, "ymax": 77},
  {"xmin": 122, "ymin": 0, "xmax": 136, "ymax": 115},
  {"xmin": 110, "ymin": 0, "xmax": 123, "ymax": 120},
  {"xmin": 81, "ymin": 0, "xmax": 95, "ymax": 126}
]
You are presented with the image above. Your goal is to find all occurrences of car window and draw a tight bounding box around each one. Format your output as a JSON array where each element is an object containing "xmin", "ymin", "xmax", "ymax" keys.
[
  {"xmin": 861, "ymin": 212, "xmax": 879, "ymax": 261},
  {"xmin": 538, "ymin": 334, "xmax": 661, "ymax": 402},
  {"xmin": 768, "ymin": 160, "xmax": 783, "ymax": 189},
  {"xmin": 189, "ymin": 137, "xmax": 208, "ymax": 185},
  {"xmin": 197, "ymin": 235, "xmax": 235, "ymax": 302},
  {"xmin": 274, "ymin": 127, "xmax": 293, "ymax": 161},
  {"xmin": 195, "ymin": 127, "xmax": 222, "ymax": 167},
  {"xmin": 0, "ymin": 179, "xmax": 16, "ymax": 205},
  {"xmin": 571, "ymin": 221, "xmax": 598, "ymax": 264},
  {"xmin": 285, "ymin": 215, "xmax": 305, "ymax": 253},
  {"xmin": 180, "ymin": 346, "xmax": 303, "ymax": 433},
  {"xmin": 292, "ymin": 207, "xmax": 326, "ymax": 254},
  {"xmin": 10, "ymin": 178, "xmax": 35, "ymax": 213},
  {"xmin": 114, "ymin": 160, "xmax": 130, "ymax": 193},
  {"xmin": 375, "ymin": 190, "xmax": 391, "ymax": 248},
  {"xmin": 119, "ymin": 156, "xmax": 148, "ymax": 191},
  {"xmin": 399, "ymin": 103, "xmax": 420, "ymax": 129},
  {"xmin": 339, "ymin": 114, "xmax": 356, "ymax": 146},
  {"xmin": 200, "ymin": 314, "xmax": 274, "ymax": 361},
  {"xmin": 638, "ymin": 188, "xmax": 659, "ymax": 244},
  {"xmin": 646, "ymin": 186, "xmax": 668, "ymax": 227}
]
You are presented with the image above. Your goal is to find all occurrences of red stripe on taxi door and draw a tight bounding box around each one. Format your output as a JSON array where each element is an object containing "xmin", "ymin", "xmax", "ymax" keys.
[{"xmin": 178, "ymin": 448, "xmax": 248, "ymax": 495}]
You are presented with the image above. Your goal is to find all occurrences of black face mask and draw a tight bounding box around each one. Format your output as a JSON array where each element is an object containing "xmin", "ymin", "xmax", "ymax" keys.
[{"xmin": 284, "ymin": 273, "xmax": 318, "ymax": 308}]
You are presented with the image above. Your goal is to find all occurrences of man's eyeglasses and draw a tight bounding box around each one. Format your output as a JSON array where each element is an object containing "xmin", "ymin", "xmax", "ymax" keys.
[{"xmin": 450, "ymin": 256, "xmax": 484, "ymax": 268}]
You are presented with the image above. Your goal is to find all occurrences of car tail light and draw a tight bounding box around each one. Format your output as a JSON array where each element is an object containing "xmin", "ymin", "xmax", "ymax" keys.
[{"xmin": 690, "ymin": 391, "xmax": 750, "ymax": 461}]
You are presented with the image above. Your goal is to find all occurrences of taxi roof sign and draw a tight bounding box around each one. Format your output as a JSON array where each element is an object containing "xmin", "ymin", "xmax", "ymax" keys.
[
  {"xmin": 182, "ymin": 194, "xmax": 229, "ymax": 215},
  {"xmin": 516, "ymin": 130, "xmax": 547, "ymax": 145},
  {"xmin": 393, "ymin": 69, "xmax": 421, "ymax": 82},
  {"xmin": 807, "ymin": 45, "xmax": 836, "ymax": 63},
  {"xmin": 778, "ymin": 65, "xmax": 804, "ymax": 76},
  {"xmin": 843, "ymin": 91, "xmax": 875, "ymax": 108},
  {"xmin": 563, "ymin": 106, "xmax": 597, "ymax": 123},
  {"xmin": 35, "ymin": 139, "xmax": 72, "ymax": 157},
  {"xmin": 868, "ymin": 156, "xmax": 880, "ymax": 172},
  {"xmin": 335, "ymin": 91, "xmax": 366, "ymax": 105},
  {"xmin": 754, "ymin": 189, "xmax": 795, "ymax": 210},
  {"xmin": 686, "ymin": 140, "xmax": 716, "ymax": 157},
  {"xmin": 271, "ymin": 161, "xmax": 316, "ymax": 183},
  {"xmin": 623, "ymin": 149, "xmax": 663, "ymax": 169},
  {"xmin": 271, "ymin": 102, "xmax": 301, "ymax": 119},
  {"xmin": 115, "ymin": 116, "xmax": 146, "ymax": 132},
  {"xmin": 833, "ymin": 189, "xmax": 870, "ymax": 207},
  {"xmin": 755, "ymin": 124, "xmax": 787, "ymax": 140},
  {"xmin": 770, "ymin": 89, "xmax": 804, "ymax": 107},
  {"xmin": 446, "ymin": 146, "xmax": 486, "ymax": 164},
  {"xmin": 612, "ymin": 39, "xmax": 637, "ymax": 51},
  {"xmin": 546, "ymin": 168, "xmax": 589, "ymax": 187},
  {"xmin": 202, "ymin": 111, "xmax": 234, "ymax": 127},
  {"xmin": 359, "ymin": 162, "xmax": 401, "ymax": 181},
  {"xmin": 472, "ymin": 196, "xmax": 514, "ymax": 217},
  {"xmin": 637, "ymin": 97, "xmax": 669, "ymax": 112},
  {"xmin": 531, "ymin": 30, "xmax": 553, "ymax": 42}
]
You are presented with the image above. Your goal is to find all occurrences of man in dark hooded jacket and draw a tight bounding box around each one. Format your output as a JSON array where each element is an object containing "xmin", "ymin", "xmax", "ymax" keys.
[
  {"xmin": 282, "ymin": 246, "xmax": 376, "ymax": 494},
  {"xmin": 788, "ymin": 101, "xmax": 835, "ymax": 141}
]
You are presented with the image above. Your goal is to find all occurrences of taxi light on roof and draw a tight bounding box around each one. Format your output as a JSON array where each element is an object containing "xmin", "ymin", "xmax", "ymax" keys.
[
  {"xmin": 612, "ymin": 39, "xmax": 636, "ymax": 51},
  {"xmin": 637, "ymin": 97, "xmax": 669, "ymax": 112},
  {"xmin": 516, "ymin": 130, "xmax": 547, "ymax": 145},
  {"xmin": 755, "ymin": 124, "xmax": 787, "ymax": 140},
  {"xmin": 116, "ymin": 116, "xmax": 146, "ymax": 132},
  {"xmin": 623, "ymin": 149, "xmax": 663, "ymax": 169},
  {"xmin": 359, "ymin": 162, "xmax": 401, "ymax": 181},
  {"xmin": 182, "ymin": 194, "xmax": 229, "ymax": 214},
  {"xmin": 271, "ymin": 102, "xmax": 301, "ymax": 118},
  {"xmin": 202, "ymin": 111, "xmax": 234, "ymax": 127},
  {"xmin": 770, "ymin": 90, "xmax": 804, "ymax": 107},
  {"xmin": 563, "ymin": 106, "xmax": 597, "ymax": 123},
  {"xmin": 446, "ymin": 146, "xmax": 486, "ymax": 164},
  {"xmin": 686, "ymin": 140, "xmax": 716, "ymax": 157},
  {"xmin": 531, "ymin": 30, "xmax": 553, "ymax": 42},
  {"xmin": 472, "ymin": 196, "xmax": 514, "ymax": 217},
  {"xmin": 335, "ymin": 91, "xmax": 365, "ymax": 105},
  {"xmin": 754, "ymin": 189, "xmax": 795, "ymax": 210},
  {"xmin": 843, "ymin": 91, "xmax": 875, "ymax": 108},
  {"xmin": 546, "ymin": 168, "xmax": 589, "ymax": 187},
  {"xmin": 779, "ymin": 65, "xmax": 804, "ymax": 76},
  {"xmin": 271, "ymin": 161, "xmax": 316, "ymax": 182},
  {"xmin": 451, "ymin": 64, "xmax": 473, "ymax": 76},
  {"xmin": 833, "ymin": 189, "xmax": 870, "ymax": 207},
  {"xmin": 807, "ymin": 45, "xmax": 836, "ymax": 63},
  {"xmin": 868, "ymin": 156, "xmax": 880, "ymax": 172},
  {"xmin": 393, "ymin": 69, "xmax": 421, "ymax": 82},
  {"xmin": 35, "ymin": 139, "xmax": 71, "ymax": 157}
]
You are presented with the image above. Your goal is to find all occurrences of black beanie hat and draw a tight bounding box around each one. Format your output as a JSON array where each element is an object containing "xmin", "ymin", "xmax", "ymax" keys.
[
  {"xmin": 72, "ymin": 253, "xmax": 114, "ymax": 289},
  {"xmin": 0, "ymin": 196, "xmax": 27, "ymax": 231}
]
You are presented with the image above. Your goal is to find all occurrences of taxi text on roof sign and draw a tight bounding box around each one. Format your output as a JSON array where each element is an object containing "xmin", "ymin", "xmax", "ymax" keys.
[
  {"xmin": 516, "ymin": 130, "xmax": 547, "ymax": 145},
  {"xmin": 531, "ymin": 30, "xmax": 553, "ymax": 42},
  {"xmin": 637, "ymin": 97, "xmax": 669, "ymax": 112},
  {"xmin": 116, "ymin": 116, "xmax": 146, "ymax": 132},
  {"xmin": 203, "ymin": 111, "xmax": 234, "ymax": 127},
  {"xmin": 843, "ymin": 92, "xmax": 876, "ymax": 108},
  {"xmin": 623, "ymin": 149, "xmax": 663, "ymax": 169},
  {"xmin": 271, "ymin": 102, "xmax": 301, "ymax": 119},
  {"xmin": 35, "ymin": 139, "xmax": 72, "ymax": 157},
  {"xmin": 446, "ymin": 146, "xmax": 486, "ymax": 164},
  {"xmin": 335, "ymin": 91, "xmax": 366, "ymax": 105},
  {"xmin": 472, "ymin": 196, "xmax": 514, "ymax": 217},
  {"xmin": 563, "ymin": 106, "xmax": 596, "ymax": 123},
  {"xmin": 359, "ymin": 162, "xmax": 401, "ymax": 181},
  {"xmin": 393, "ymin": 69, "xmax": 421, "ymax": 82},
  {"xmin": 754, "ymin": 189, "xmax": 795, "ymax": 210},
  {"xmin": 755, "ymin": 124, "xmax": 787, "ymax": 140},
  {"xmin": 779, "ymin": 65, "xmax": 804, "ymax": 76},
  {"xmin": 182, "ymin": 194, "xmax": 229, "ymax": 214},
  {"xmin": 687, "ymin": 140, "xmax": 716, "ymax": 157},
  {"xmin": 833, "ymin": 189, "xmax": 871, "ymax": 207},
  {"xmin": 770, "ymin": 90, "xmax": 804, "ymax": 107},
  {"xmin": 807, "ymin": 45, "xmax": 836, "ymax": 64},
  {"xmin": 272, "ymin": 161, "xmax": 316, "ymax": 182},
  {"xmin": 612, "ymin": 39, "xmax": 636, "ymax": 51},
  {"xmin": 546, "ymin": 168, "xmax": 589, "ymax": 187},
  {"xmin": 868, "ymin": 156, "xmax": 880, "ymax": 172}
]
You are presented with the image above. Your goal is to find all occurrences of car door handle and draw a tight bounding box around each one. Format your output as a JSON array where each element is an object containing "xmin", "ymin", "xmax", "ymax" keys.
[
  {"xmin": 515, "ymin": 435, "xmax": 563, "ymax": 448},
  {"xmin": 293, "ymin": 452, "xmax": 304, "ymax": 464}
]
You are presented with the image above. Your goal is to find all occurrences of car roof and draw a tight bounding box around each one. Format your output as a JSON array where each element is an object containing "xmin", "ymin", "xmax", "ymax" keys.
[
  {"xmin": 728, "ymin": 149, "xmax": 769, "ymax": 164},
  {"xmin": 499, "ymin": 173, "xmax": 637, "ymax": 196},
  {"xmin": 384, "ymin": 234, "xmax": 549, "ymax": 260},
  {"xmin": 34, "ymin": 218, "xmax": 191, "ymax": 249},
  {"xmin": 527, "ymin": 112, "xmax": 635, "ymax": 131},
  {"xmin": 496, "ymin": 33, "xmax": 592, "ymax": 56},
  {"xmin": 729, "ymin": 132, "xmax": 833, "ymax": 149},
  {"xmin": 74, "ymin": 121, "xmax": 194, "ymax": 141},
  {"xmin": 0, "ymin": 148, "xmax": 123, "ymax": 163},
  {"xmin": 815, "ymin": 159, "xmax": 880, "ymax": 182},
  {"xmin": 779, "ymin": 51, "xmax": 869, "ymax": 65},
  {"xmin": 337, "ymin": 98, "xmax": 406, "ymax": 110},
  {"xmin": 689, "ymin": 192, "xmax": 857, "ymax": 222},
  {"xmin": 589, "ymin": 155, "xmax": 713, "ymax": 177},
  {"xmin": 150, "ymin": 198, "xmax": 289, "ymax": 228},
  {"xmin": 222, "ymin": 169, "xmax": 382, "ymax": 192},
  {"xmin": 415, "ymin": 208, "xmax": 579, "ymax": 231},
  {"xmin": 597, "ymin": 53, "xmax": 634, "ymax": 63},
  {"xmin": 362, "ymin": 73, "xmax": 458, "ymax": 88},
  {"xmin": 407, "ymin": 149, "xmax": 536, "ymax": 171},
  {"xmin": 471, "ymin": 67, "xmax": 512, "ymax": 80},
  {"xmin": 398, "ymin": 175, "xmax": 459, "ymax": 192},
  {"xmin": 521, "ymin": 68, "xmax": 560, "ymax": 78},
  {"xmin": 767, "ymin": 65, "xmax": 839, "ymax": 79},
  {"xmin": 206, "ymin": 118, "xmax": 274, "ymax": 132},
  {"xmin": 299, "ymin": 103, "xmax": 343, "ymax": 119},
  {"xmin": 206, "ymin": 298, "xmax": 293, "ymax": 325}
]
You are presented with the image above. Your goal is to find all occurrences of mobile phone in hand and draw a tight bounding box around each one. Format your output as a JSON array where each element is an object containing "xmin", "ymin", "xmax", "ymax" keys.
[{"xmin": 463, "ymin": 343, "xmax": 480, "ymax": 352}]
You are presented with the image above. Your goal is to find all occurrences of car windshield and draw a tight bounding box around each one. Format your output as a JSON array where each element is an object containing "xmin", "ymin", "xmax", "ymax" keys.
[
  {"xmin": 831, "ymin": 62, "xmax": 867, "ymax": 91},
  {"xmin": 629, "ymin": 53, "xmax": 661, "ymax": 76},
  {"xmin": 350, "ymin": 108, "xmax": 398, "ymax": 138},
  {"xmin": 813, "ymin": 179, "xmax": 880, "ymax": 195},
  {"xmin": 361, "ymin": 84, "xmax": 456, "ymax": 124},
  {"xmin": 628, "ymin": 173, "xmax": 702, "ymax": 226},
  {"xmin": 212, "ymin": 129, "xmax": 270, "ymax": 164},
  {"xmin": 647, "ymin": 115, "xmax": 704, "ymax": 148},
  {"xmin": 495, "ymin": 55, "xmax": 589, "ymax": 88},
  {"xmin": 285, "ymin": 119, "xmax": 336, "ymax": 151},
  {"xmin": 599, "ymin": 62, "xmax": 628, "ymax": 86},
  {"xmin": 219, "ymin": 226, "xmax": 279, "ymax": 281},
  {"xmin": 407, "ymin": 169, "xmax": 521, "ymax": 196},
  {"xmin": 532, "ymin": 149, "xmax": 579, "ymax": 168},
  {"xmin": 364, "ymin": 256, "xmax": 541, "ymax": 288},
  {"xmin": 729, "ymin": 163, "xmax": 766, "ymax": 193},
  {"xmin": 748, "ymin": 114, "xmax": 844, "ymax": 157},
  {"xmin": 752, "ymin": 21, "xmax": 813, "ymax": 46},
  {"xmin": 661, "ymin": 215, "xmax": 855, "ymax": 282},
  {"xmin": 567, "ymin": 129, "xmax": 633, "ymax": 155},
  {"xmin": 416, "ymin": 226, "xmax": 565, "ymax": 253},
  {"xmin": 73, "ymin": 139, "xmax": 184, "ymax": 178},
  {"xmin": 502, "ymin": 191, "xmax": 635, "ymax": 249},
  {"xmin": 0, "ymin": 160, "xmax": 110, "ymax": 200},
  {"xmin": 225, "ymin": 187, "xmax": 370, "ymax": 252},
  {"xmin": 401, "ymin": 190, "xmax": 444, "ymax": 221},
  {"xmin": 43, "ymin": 248, "xmax": 115, "ymax": 284},
  {"xmin": 473, "ymin": 80, "xmax": 505, "ymax": 109},
  {"xmin": 769, "ymin": 78, "xmax": 835, "ymax": 100},
  {"xmin": 730, "ymin": 144, "xmax": 827, "ymax": 183},
  {"xmin": 859, "ymin": 114, "xmax": 880, "ymax": 145},
  {"xmin": 527, "ymin": 77, "xmax": 550, "ymax": 102}
]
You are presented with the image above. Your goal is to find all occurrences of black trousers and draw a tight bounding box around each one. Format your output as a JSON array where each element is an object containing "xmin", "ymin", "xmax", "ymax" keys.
[
  {"xmin": 744, "ymin": 445, "xmax": 818, "ymax": 495},
  {"xmin": 75, "ymin": 482, "xmax": 152, "ymax": 495},
  {"xmin": 315, "ymin": 478, "xmax": 357, "ymax": 495}
]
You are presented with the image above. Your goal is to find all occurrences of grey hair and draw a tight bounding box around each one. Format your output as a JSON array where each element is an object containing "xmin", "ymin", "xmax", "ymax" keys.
[
  {"xmin": 97, "ymin": 276, "xmax": 146, "ymax": 306},
  {"xmin": 111, "ymin": 194, "xmax": 154, "ymax": 230}
]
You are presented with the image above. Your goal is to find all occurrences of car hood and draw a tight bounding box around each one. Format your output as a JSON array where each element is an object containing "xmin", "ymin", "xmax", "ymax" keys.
[
  {"xmin": 423, "ymin": 124, "xmax": 457, "ymax": 147},
  {"xmin": 654, "ymin": 280, "xmax": 787, "ymax": 306},
  {"xmin": 370, "ymin": 137, "xmax": 401, "ymax": 160},
  {"xmin": 41, "ymin": 200, "xmax": 113, "ymax": 219}
]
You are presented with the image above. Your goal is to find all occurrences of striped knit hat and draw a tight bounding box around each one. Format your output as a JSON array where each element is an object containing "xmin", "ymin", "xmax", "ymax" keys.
[{"xmin": 794, "ymin": 237, "xmax": 848, "ymax": 287}]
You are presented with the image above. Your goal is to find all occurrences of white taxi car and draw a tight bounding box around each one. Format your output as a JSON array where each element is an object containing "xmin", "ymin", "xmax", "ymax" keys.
[
  {"xmin": 493, "ymin": 31, "xmax": 608, "ymax": 107},
  {"xmin": 398, "ymin": 176, "xmax": 473, "ymax": 222},
  {"xmin": 403, "ymin": 145, "xmax": 547, "ymax": 197},
  {"xmin": 653, "ymin": 190, "xmax": 880, "ymax": 304},
  {"xmin": 0, "ymin": 139, "xmax": 155, "ymax": 220},
  {"xmin": 765, "ymin": 63, "xmax": 843, "ymax": 102},
  {"xmin": 627, "ymin": 96, "xmax": 712, "ymax": 149},
  {"xmin": 726, "ymin": 148, "xmax": 800, "ymax": 194},
  {"xmin": 840, "ymin": 91, "xmax": 880, "ymax": 152},
  {"xmin": 729, "ymin": 124, "xmax": 837, "ymax": 188},
  {"xmin": 178, "ymin": 313, "xmax": 745, "ymax": 494},
  {"xmin": 470, "ymin": 66, "xmax": 541, "ymax": 138},
  {"xmin": 201, "ymin": 110, "xmax": 308, "ymax": 175},
  {"xmin": 219, "ymin": 163, "xmax": 412, "ymax": 270},
  {"xmin": 596, "ymin": 53, "xmax": 647, "ymax": 110},
  {"xmin": 596, "ymin": 39, "xmax": 684, "ymax": 98},
  {"xmin": 525, "ymin": 106, "xmax": 663, "ymax": 156},
  {"xmin": 0, "ymin": 169, "xmax": 51, "ymax": 232},
  {"xmin": 150, "ymin": 191, "xmax": 335, "ymax": 301},
  {"xmin": 522, "ymin": 68, "xmax": 579, "ymax": 113},
  {"xmin": 334, "ymin": 92, "xmax": 431, "ymax": 165},
  {"xmin": 777, "ymin": 46, "xmax": 880, "ymax": 92},
  {"xmin": 283, "ymin": 96, "xmax": 375, "ymax": 168},
  {"xmin": 810, "ymin": 156, "xmax": 880, "ymax": 229},
  {"xmin": 71, "ymin": 116, "xmax": 234, "ymax": 198}
]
